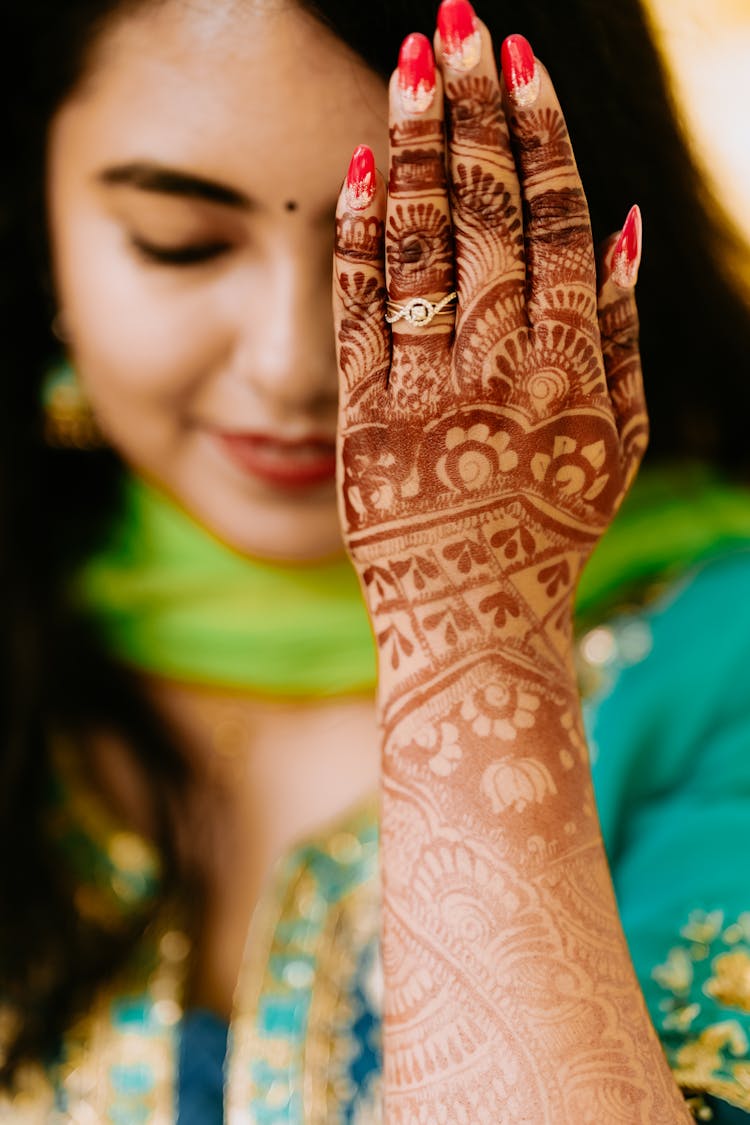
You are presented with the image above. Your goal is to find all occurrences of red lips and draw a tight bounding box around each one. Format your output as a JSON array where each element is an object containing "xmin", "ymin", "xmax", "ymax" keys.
[{"xmin": 215, "ymin": 431, "xmax": 337, "ymax": 489}]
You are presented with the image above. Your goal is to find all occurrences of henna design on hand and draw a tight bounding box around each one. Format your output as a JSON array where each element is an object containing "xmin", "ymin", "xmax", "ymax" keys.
[
  {"xmin": 512, "ymin": 105, "xmax": 597, "ymax": 298},
  {"xmin": 445, "ymin": 70, "xmax": 526, "ymax": 306},
  {"xmin": 388, "ymin": 119, "xmax": 447, "ymax": 196},
  {"xmin": 386, "ymin": 202, "xmax": 454, "ymax": 296},
  {"xmin": 333, "ymin": 17, "xmax": 687, "ymax": 1123},
  {"xmin": 449, "ymin": 74, "xmax": 506, "ymax": 148},
  {"xmin": 597, "ymin": 221, "xmax": 648, "ymax": 493},
  {"xmin": 335, "ymin": 213, "xmax": 386, "ymax": 265},
  {"xmin": 335, "ymin": 263, "xmax": 389, "ymax": 416}
]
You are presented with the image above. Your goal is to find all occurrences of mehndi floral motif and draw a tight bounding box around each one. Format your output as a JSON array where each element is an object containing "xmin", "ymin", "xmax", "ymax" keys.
[
  {"xmin": 435, "ymin": 423, "xmax": 518, "ymax": 492},
  {"xmin": 460, "ymin": 680, "xmax": 539, "ymax": 741},
  {"xmin": 481, "ymin": 754, "xmax": 557, "ymax": 814},
  {"xmin": 411, "ymin": 720, "xmax": 463, "ymax": 776},
  {"xmin": 331, "ymin": 9, "xmax": 674, "ymax": 1120}
]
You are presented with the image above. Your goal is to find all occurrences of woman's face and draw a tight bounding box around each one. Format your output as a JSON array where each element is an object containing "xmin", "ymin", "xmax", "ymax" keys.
[{"xmin": 47, "ymin": 0, "xmax": 388, "ymax": 560}]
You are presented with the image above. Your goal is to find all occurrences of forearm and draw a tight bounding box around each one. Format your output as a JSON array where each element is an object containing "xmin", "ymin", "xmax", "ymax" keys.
[{"xmin": 377, "ymin": 631, "xmax": 692, "ymax": 1122}]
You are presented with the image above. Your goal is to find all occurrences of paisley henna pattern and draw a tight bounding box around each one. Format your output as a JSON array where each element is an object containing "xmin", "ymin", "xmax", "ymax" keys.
[
  {"xmin": 597, "ymin": 244, "xmax": 649, "ymax": 493},
  {"xmin": 336, "ymin": 213, "xmax": 387, "ymax": 265},
  {"xmin": 333, "ymin": 20, "xmax": 689, "ymax": 1124},
  {"xmin": 386, "ymin": 202, "xmax": 453, "ymax": 297},
  {"xmin": 449, "ymin": 75, "xmax": 505, "ymax": 148},
  {"xmin": 445, "ymin": 71, "xmax": 525, "ymax": 314}
]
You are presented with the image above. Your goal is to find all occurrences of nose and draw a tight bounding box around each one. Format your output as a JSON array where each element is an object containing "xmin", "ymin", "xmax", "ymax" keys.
[{"xmin": 233, "ymin": 240, "xmax": 337, "ymax": 417}]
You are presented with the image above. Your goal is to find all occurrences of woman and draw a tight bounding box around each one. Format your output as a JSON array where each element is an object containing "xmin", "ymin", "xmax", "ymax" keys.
[{"xmin": 2, "ymin": 0, "xmax": 750, "ymax": 1120}]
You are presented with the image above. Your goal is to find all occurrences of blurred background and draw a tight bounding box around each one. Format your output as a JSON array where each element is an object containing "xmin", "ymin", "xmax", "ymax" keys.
[{"xmin": 646, "ymin": 0, "xmax": 750, "ymax": 295}]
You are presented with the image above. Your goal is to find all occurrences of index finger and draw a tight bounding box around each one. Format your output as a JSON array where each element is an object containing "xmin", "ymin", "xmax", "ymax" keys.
[{"xmin": 333, "ymin": 145, "xmax": 390, "ymax": 419}]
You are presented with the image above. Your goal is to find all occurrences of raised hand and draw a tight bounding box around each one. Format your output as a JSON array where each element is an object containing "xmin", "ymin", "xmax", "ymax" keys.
[
  {"xmin": 333, "ymin": 5, "xmax": 689, "ymax": 1121},
  {"xmin": 334, "ymin": 27, "xmax": 647, "ymax": 691}
]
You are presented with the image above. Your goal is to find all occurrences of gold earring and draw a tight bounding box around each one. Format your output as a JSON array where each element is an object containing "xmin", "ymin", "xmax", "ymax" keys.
[
  {"xmin": 51, "ymin": 311, "xmax": 70, "ymax": 344},
  {"xmin": 41, "ymin": 361, "xmax": 106, "ymax": 450}
]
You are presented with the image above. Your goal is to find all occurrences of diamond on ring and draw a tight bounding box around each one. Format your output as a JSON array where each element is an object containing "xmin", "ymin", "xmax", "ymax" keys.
[{"xmin": 385, "ymin": 292, "xmax": 457, "ymax": 327}]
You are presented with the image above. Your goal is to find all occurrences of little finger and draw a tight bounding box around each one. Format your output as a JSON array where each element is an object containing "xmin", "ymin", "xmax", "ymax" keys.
[{"xmin": 598, "ymin": 206, "xmax": 648, "ymax": 493}]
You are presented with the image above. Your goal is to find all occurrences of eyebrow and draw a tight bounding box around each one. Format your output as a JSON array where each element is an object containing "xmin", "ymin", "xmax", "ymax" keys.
[{"xmin": 97, "ymin": 162, "xmax": 252, "ymax": 209}]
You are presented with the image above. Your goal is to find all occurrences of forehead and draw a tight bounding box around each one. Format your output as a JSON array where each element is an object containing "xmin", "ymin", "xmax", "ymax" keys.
[{"xmin": 57, "ymin": 0, "xmax": 389, "ymax": 205}]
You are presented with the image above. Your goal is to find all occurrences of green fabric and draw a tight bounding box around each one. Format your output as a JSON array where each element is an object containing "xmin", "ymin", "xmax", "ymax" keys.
[
  {"xmin": 587, "ymin": 550, "xmax": 750, "ymax": 1116},
  {"xmin": 73, "ymin": 463, "xmax": 750, "ymax": 694},
  {"xmin": 576, "ymin": 463, "xmax": 750, "ymax": 630},
  {"xmin": 73, "ymin": 474, "xmax": 377, "ymax": 696}
]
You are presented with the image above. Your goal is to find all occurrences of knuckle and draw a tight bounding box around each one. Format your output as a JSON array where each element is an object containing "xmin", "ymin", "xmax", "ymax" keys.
[
  {"xmin": 390, "ymin": 149, "xmax": 446, "ymax": 195},
  {"xmin": 608, "ymin": 360, "xmax": 646, "ymax": 424},
  {"xmin": 337, "ymin": 269, "xmax": 386, "ymax": 317},
  {"xmin": 335, "ymin": 215, "xmax": 384, "ymax": 265},
  {"xmin": 598, "ymin": 294, "xmax": 640, "ymax": 351},
  {"xmin": 602, "ymin": 331, "xmax": 640, "ymax": 360},
  {"xmin": 386, "ymin": 201, "xmax": 453, "ymax": 296},
  {"xmin": 525, "ymin": 186, "xmax": 591, "ymax": 248},
  {"xmin": 448, "ymin": 76, "xmax": 506, "ymax": 148},
  {"xmin": 512, "ymin": 106, "xmax": 574, "ymax": 169},
  {"xmin": 452, "ymin": 162, "xmax": 521, "ymax": 234}
]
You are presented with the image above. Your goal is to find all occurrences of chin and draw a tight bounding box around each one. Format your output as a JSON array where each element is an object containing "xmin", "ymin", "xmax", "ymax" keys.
[
  {"xmin": 124, "ymin": 443, "xmax": 346, "ymax": 563},
  {"xmin": 184, "ymin": 486, "xmax": 345, "ymax": 564}
]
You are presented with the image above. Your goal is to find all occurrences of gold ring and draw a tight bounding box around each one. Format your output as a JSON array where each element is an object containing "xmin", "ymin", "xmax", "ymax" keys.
[{"xmin": 385, "ymin": 292, "xmax": 457, "ymax": 327}]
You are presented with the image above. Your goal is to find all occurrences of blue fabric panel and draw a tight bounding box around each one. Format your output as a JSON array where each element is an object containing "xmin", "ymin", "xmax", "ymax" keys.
[{"xmin": 176, "ymin": 1010, "xmax": 228, "ymax": 1125}]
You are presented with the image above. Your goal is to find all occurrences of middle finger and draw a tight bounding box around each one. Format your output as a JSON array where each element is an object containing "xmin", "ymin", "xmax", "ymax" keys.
[{"xmin": 436, "ymin": 1, "xmax": 525, "ymax": 323}]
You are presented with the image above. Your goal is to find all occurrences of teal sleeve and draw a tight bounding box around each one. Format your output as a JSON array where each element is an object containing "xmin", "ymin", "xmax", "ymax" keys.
[{"xmin": 586, "ymin": 550, "xmax": 750, "ymax": 1116}]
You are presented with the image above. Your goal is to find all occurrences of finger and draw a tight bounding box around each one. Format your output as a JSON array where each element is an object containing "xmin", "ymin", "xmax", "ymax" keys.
[
  {"xmin": 598, "ymin": 206, "xmax": 648, "ymax": 491},
  {"xmin": 435, "ymin": 4, "xmax": 525, "ymax": 322},
  {"xmin": 386, "ymin": 34, "xmax": 455, "ymax": 345},
  {"xmin": 333, "ymin": 145, "xmax": 390, "ymax": 419},
  {"xmin": 501, "ymin": 35, "xmax": 598, "ymax": 332}
]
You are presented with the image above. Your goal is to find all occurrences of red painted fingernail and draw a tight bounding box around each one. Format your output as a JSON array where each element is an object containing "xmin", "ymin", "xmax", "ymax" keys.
[
  {"xmin": 346, "ymin": 145, "xmax": 376, "ymax": 212},
  {"xmin": 437, "ymin": 0, "xmax": 481, "ymax": 72},
  {"xmin": 611, "ymin": 205, "xmax": 643, "ymax": 288},
  {"xmin": 501, "ymin": 34, "xmax": 540, "ymax": 107},
  {"xmin": 398, "ymin": 33, "xmax": 436, "ymax": 114}
]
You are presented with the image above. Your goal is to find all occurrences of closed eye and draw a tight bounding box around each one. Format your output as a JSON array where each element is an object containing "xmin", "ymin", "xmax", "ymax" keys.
[{"xmin": 129, "ymin": 236, "xmax": 232, "ymax": 266}]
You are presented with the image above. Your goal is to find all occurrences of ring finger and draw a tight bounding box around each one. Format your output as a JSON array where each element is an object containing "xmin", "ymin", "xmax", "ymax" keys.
[{"xmin": 386, "ymin": 33, "xmax": 455, "ymax": 345}]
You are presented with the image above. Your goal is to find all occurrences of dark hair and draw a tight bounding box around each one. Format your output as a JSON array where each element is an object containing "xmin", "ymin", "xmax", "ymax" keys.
[{"xmin": 2, "ymin": 0, "xmax": 749, "ymax": 1083}]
